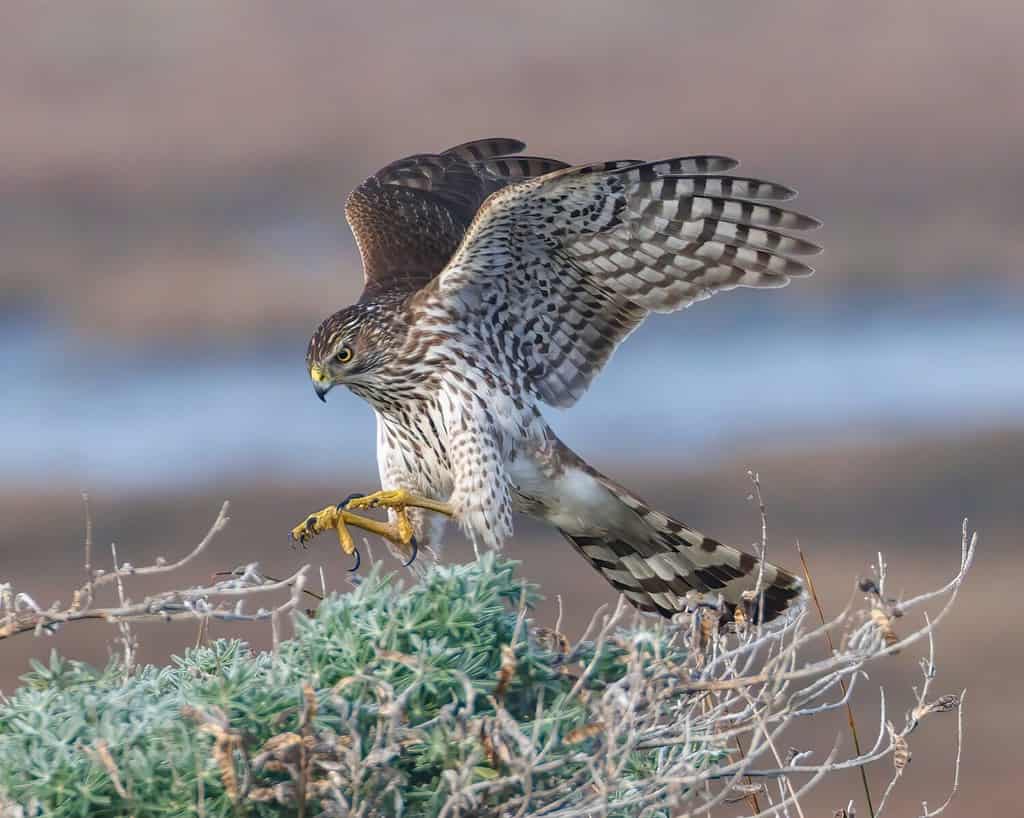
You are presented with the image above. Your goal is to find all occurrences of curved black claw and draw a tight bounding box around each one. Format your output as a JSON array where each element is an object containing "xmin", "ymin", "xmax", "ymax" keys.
[
  {"xmin": 402, "ymin": 535, "xmax": 419, "ymax": 568},
  {"xmin": 348, "ymin": 546, "xmax": 361, "ymax": 573},
  {"xmin": 336, "ymin": 492, "xmax": 365, "ymax": 511}
]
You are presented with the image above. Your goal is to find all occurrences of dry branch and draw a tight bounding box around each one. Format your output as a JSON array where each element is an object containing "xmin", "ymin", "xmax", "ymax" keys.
[{"xmin": 0, "ymin": 501, "xmax": 309, "ymax": 641}]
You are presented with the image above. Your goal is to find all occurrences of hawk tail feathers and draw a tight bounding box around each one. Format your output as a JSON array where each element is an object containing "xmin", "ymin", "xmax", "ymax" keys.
[{"xmin": 558, "ymin": 476, "xmax": 804, "ymax": 624}]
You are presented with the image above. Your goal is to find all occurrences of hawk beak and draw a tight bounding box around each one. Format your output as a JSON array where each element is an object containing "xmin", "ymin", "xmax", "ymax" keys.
[{"xmin": 310, "ymin": 366, "xmax": 331, "ymax": 403}]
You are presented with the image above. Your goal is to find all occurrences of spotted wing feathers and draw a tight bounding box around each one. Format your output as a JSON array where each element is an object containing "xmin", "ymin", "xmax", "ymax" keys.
[{"xmin": 435, "ymin": 153, "xmax": 821, "ymax": 406}]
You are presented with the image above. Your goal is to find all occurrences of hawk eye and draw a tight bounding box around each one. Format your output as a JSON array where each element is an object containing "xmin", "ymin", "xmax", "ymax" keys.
[{"xmin": 335, "ymin": 346, "xmax": 353, "ymax": 364}]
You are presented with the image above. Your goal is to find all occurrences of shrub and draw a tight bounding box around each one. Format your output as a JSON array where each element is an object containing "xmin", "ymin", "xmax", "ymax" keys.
[{"xmin": 0, "ymin": 509, "xmax": 973, "ymax": 817}]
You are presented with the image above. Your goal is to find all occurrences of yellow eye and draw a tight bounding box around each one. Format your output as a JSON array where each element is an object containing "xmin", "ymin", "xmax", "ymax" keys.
[{"xmin": 335, "ymin": 346, "xmax": 353, "ymax": 364}]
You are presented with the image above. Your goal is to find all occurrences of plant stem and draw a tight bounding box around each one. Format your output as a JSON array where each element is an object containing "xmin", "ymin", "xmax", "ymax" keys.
[{"xmin": 796, "ymin": 540, "xmax": 876, "ymax": 818}]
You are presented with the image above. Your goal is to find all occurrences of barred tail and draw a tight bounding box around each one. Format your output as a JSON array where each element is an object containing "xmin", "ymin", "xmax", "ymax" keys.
[{"xmin": 559, "ymin": 473, "xmax": 804, "ymax": 623}]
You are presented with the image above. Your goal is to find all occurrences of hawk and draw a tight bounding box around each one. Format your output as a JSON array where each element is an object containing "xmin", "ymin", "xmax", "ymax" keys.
[{"xmin": 291, "ymin": 138, "xmax": 821, "ymax": 622}]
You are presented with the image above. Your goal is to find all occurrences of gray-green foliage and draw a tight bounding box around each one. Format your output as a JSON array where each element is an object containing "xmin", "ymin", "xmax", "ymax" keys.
[{"xmin": 0, "ymin": 555, "xmax": 690, "ymax": 817}]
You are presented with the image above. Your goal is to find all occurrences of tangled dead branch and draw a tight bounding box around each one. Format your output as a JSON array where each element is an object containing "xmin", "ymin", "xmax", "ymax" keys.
[
  {"xmin": 0, "ymin": 501, "xmax": 309, "ymax": 644},
  {"xmin": 431, "ymin": 523, "xmax": 974, "ymax": 818}
]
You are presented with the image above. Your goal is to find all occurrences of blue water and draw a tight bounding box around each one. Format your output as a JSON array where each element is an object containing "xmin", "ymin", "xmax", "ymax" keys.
[{"xmin": 2, "ymin": 292, "xmax": 1022, "ymax": 491}]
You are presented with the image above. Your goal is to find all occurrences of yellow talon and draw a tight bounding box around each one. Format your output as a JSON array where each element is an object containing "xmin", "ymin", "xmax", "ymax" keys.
[
  {"xmin": 290, "ymin": 489, "xmax": 454, "ymax": 564},
  {"xmin": 336, "ymin": 515, "xmax": 356, "ymax": 555},
  {"xmin": 290, "ymin": 504, "xmax": 358, "ymax": 555}
]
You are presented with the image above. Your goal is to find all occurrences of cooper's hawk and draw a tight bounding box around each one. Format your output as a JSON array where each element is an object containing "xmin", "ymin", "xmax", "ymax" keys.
[{"xmin": 291, "ymin": 138, "xmax": 821, "ymax": 622}]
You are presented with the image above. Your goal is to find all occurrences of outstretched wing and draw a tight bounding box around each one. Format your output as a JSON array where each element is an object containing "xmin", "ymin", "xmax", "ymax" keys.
[
  {"xmin": 430, "ymin": 156, "xmax": 822, "ymax": 407},
  {"xmin": 345, "ymin": 138, "xmax": 569, "ymax": 294}
]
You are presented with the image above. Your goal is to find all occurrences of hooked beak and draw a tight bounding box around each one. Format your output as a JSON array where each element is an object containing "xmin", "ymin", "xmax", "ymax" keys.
[{"xmin": 310, "ymin": 366, "xmax": 332, "ymax": 403}]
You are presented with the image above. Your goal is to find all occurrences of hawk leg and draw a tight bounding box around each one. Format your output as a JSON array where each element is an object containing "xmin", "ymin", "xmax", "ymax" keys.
[
  {"xmin": 289, "ymin": 490, "xmax": 453, "ymax": 567},
  {"xmin": 346, "ymin": 488, "xmax": 454, "ymax": 519}
]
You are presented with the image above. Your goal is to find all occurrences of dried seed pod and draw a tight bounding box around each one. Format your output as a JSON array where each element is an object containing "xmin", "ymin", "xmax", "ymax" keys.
[
  {"xmin": 893, "ymin": 732, "xmax": 911, "ymax": 770},
  {"xmin": 913, "ymin": 693, "xmax": 961, "ymax": 721},
  {"xmin": 211, "ymin": 730, "xmax": 241, "ymax": 802},
  {"xmin": 375, "ymin": 649, "xmax": 419, "ymax": 667},
  {"xmin": 261, "ymin": 731, "xmax": 303, "ymax": 755},
  {"xmin": 724, "ymin": 783, "xmax": 764, "ymax": 803},
  {"xmin": 308, "ymin": 777, "xmax": 343, "ymax": 798},
  {"xmin": 479, "ymin": 719, "xmax": 498, "ymax": 767},
  {"xmin": 926, "ymin": 693, "xmax": 961, "ymax": 713},
  {"xmin": 495, "ymin": 644, "xmax": 516, "ymax": 704},
  {"xmin": 478, "ymin": 717, "xmax": 512, "ymax": 767},
  {"xmin": 699, "ymin": 611, "xmax": 718, "ymax": 647},
  {"xmin": 247, "ymin": 781, "xmax": 295, "ymax": 804},
  {"xmin": 83, "ymin": 740, "xmax": 129, "ymax": 799},
  {"xmin": 301, "ymin": 681, "xmax": 318, "ymax": 725},
  {"xmin": 870, "ymin": 607, "xmax": 899, "ymax": 651},
  {"xmin": 183, "ymin": 705, "xmax": 243, "ymax": 802},
  {"xmin": 564, "ymin": 721, "xmax": 606, "ymax": 745},
  {"xmin": 533, "ymin": 626, "xmax": 569, "ymax": 657},
  {"xmin": 248, "ymin": 785, "xmax": 278, "ymax": 803}
]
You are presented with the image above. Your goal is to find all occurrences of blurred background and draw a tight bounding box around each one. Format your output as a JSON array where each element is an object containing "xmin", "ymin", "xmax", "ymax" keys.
[{"xmin": 1, "ymin": 1, "xmax": 1021, "ymax": 813}]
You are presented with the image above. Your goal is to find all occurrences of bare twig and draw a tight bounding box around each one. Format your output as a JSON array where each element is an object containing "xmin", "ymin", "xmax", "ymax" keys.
[
  {"xmin": 747, "ymin": 470, "xmax": 769, "ymax": 600},
  {"xmin": 0, "ymin": 501, "xmax": 309, "ymax": 641},
  {"xmin": 917, "ymin": 689, "xmax": 966, "ymax": 817},
  {"xmin": 797, "ymin": 538, "xmax": 876, "ymax": 818},
  {"xmin": 80, "ymin": 490, "xmax": 93, "ymax": 609}
]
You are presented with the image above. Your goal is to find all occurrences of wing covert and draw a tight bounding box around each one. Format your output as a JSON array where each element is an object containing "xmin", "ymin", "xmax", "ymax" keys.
[
  {"xmin": 430, "ymin": 155, "xmax": 822, "ymax": 407},
  {"xmin": 345, "ymin": 138, "xmax": 568, "ymax": 294}
]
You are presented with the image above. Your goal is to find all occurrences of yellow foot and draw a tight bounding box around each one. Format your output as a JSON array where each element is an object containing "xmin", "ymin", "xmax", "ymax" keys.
[{"xmin": 289, "ymin": 490, "xmax": 454, "ymax": 569}]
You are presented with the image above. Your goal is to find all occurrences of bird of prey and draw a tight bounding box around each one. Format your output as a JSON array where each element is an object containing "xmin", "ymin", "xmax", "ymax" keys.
[{"xmin": 291, "ymin": 138, "xmax": 821, "ymax": 622}]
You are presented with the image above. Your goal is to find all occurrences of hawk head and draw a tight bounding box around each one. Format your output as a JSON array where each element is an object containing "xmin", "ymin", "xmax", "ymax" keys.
[{"xmin": 305, "ymin": 299, "xmax": 400, "ymax": 402}]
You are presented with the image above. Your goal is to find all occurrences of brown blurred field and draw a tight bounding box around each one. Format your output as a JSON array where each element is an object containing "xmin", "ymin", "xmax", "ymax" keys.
[
  {"xmin": 2, "ymin": 2, "xmax": 1022, "ymax": 815},
  {"xmin": 2, "ymin": 1, "xmax": 1023, "ymax": 339}
]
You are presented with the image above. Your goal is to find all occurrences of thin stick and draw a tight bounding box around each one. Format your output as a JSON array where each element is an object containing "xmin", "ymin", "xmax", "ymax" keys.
[
  {"xmin": 194, "ymin": 616, "xmax": 209, "ymax": 650},
  {"xmin": 110, "ymin": 542, "xmax": 135, "ymax": 670},
  {"xmin": 733, "ymin": 733, "xmax": 762, "ymax": 813},
  {"xmin": 211, "ymin": 570, "xmax": 324, "ymax": 602},
  {"xmin": 918, "ymin": 689, "xmax": 966, "ymax": 817},
  {"xmin": 796, "ymin": 539, "xmax": 876, "ymax": 818},
  {"xmin": 747, "ymin": 470, "xmax": 769, "ymax": 626},
  {"xmin": 0, "ymin": 503, "xmax": 309, "ymax": 640},
  {"xmin": 84, "ymin": 501, "xmax": 231, "ymax": 595},
  {"xmin": 81, "ymin": 491, "xmax": 93, "ymax": 608}
]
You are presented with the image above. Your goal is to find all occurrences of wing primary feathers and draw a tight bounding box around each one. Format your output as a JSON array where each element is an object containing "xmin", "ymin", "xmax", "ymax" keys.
[
  {"xmin": 442, "ymin": 137, "xmax": 528, "ymax": 161},
  {"xmin": 627, "ymin": 155, "xmax": 741, "ymax": 176},
  {"xmin": 657, "ymin": 175, "xmax": 798, "ymax": 201},
  {"xmin": 678, "ymin": 195, "xmax": 822, "ymax": 230},
  {"xmin": 473, "ymin": 156, "xmax": 571, "ymax": 180}
]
